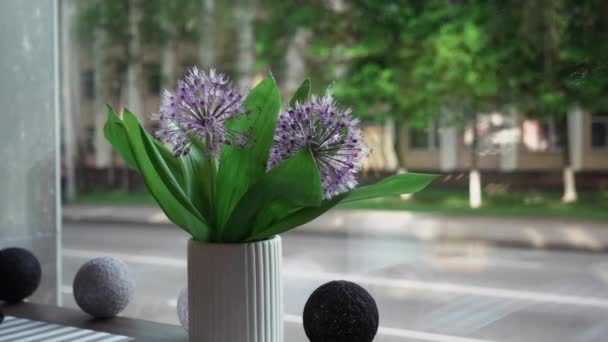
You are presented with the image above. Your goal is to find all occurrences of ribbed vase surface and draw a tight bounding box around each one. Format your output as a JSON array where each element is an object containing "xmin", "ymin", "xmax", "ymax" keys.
[{"xmin": 188, "ymin": 236, "xmax": 283, "ymax": 342}]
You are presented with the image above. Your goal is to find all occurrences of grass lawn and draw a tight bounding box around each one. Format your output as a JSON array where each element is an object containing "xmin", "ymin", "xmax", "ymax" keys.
[
  {"xmin": 75, "ymin": 189, "xmax": 608, "ymax": 221},
  {"xmin": 75, "ymin": 190, "xmax": 157, "ymax": 206},
  {"xmin": 339, "ymin": 189, "xmax": 608, "ymax": 221}
]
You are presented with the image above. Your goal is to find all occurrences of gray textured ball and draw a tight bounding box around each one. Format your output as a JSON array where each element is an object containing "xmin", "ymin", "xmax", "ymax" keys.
[
  {"xmin": 177, "ymin": 287, "xmax": 188, "ymax": 331},
  {"xmin": 73, "ymin": 257, "xmax": 134, "ymax": 318}
]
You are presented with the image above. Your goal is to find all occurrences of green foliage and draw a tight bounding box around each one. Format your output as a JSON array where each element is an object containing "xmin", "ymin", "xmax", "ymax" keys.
[
  {"xmin": 80, "ymin": 0, "xmax": 608, "ymax": 124},
  {"xmin": 223, "ymin": 148, "xmax": 322, "ymax": 241},
  {"xmin": 214, "ymin": 74, "xmax": 282, "ymax": 233},
  {"xmin": 289, "ymin": 79, "xmax": 311, "ymax": 106},
  {"xmin": 105, "ymin": 107, "xmax": 210, "ymax": 240},
  {"xmin": 104, "ymin": 76, "xmax": 436, "ymax": 242},
  {"xmin": 247, "ymin": 172, "xmax": 435, "ymax": 241},
  {"xmin": 257, "ymin": 0, "xmax": 607, "ymax": 128}
]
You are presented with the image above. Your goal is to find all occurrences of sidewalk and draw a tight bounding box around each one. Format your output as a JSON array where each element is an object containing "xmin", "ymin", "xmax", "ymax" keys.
[{"xmin": 62, "ymin": 204, "xmax": 608, "ymax": 252}]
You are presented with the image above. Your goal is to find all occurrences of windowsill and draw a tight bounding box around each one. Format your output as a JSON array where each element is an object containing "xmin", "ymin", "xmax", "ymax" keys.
[{"xmin": 409, "ymin": 148, "xmax": 438, "ymax": 152}]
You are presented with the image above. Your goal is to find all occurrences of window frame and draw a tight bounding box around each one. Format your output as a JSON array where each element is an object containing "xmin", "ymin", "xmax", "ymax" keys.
[
  {"xmin": 522, "ymin": 117, "xmax": 562, "ymax": 153},
  {"xmin": 409, "ymin": 121, "xmax": 439, "ymax": 151},
  {"xmin": 591, "ymin": 113, "xmax": 608, "ymax": 150}
]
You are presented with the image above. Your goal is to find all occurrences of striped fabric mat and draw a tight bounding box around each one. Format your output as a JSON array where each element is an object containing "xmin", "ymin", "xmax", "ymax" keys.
[{"xmin": 0, "ymin": 316, "xmax": 134, "ymax": 342}]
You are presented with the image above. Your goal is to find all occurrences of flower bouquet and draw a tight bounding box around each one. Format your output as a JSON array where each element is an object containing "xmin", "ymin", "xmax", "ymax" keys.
[{"xmin": 104, "ymin": 67, "xmax": 435, "ymax": 341}]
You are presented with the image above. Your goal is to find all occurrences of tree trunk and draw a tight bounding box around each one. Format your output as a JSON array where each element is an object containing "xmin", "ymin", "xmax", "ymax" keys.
[
  {"xmin": 93, "ymin": 8, "xmax": 112, "ymax": 172},
  {"xmin": 284, "ymin": 28, "xmax": 310, "ymax": 95},
  {"xmin": 469, "ymin": 112, "xmax": 482, "ymax": 209},
  {"xmin": 559, "ymin": 115, "xmax": 577, "ymax": 203},
  {"xmin": 161, "ymin": 3, "xmax": 176, "ymax": 88},
  {"xmin": 60, "ymin": 0, "xmax": 78, "ymax": 202},
  {"xmin": 234, "ymin": 0, "xmax": 254, "ymax": 89},
  {"xmin": 383, "ymin": 117, "xmax": 399, "ymax": 172},
  {"xmin": 394, "ymin": 122, "xmax": 412, "ymax": 200},
  {"xmin": 123, "ymin": 0, "xmax": 143, "ymax": 191},
  {"xmin": 126, "ymin": 0, "xmax": 143, "ymax": 117},
  {"xmin": 199, "ymin": 0, "xmax": 215, "ymax": 68}
]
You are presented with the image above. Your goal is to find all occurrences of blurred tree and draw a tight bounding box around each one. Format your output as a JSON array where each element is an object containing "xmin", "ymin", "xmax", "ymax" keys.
[
  {"xmin": 387, "ymin": 1, "xmax": 507, "ymax": 208},
  {"xmin": 71, "ymin": 0, "xmax": 608, "ymax": 200},
  {"xmin": 90, "ymin": 0, "xmax": 112, "ymax": 175},
  {"xmin": 234, "ymin": 0, "xmax": 255, "ymax": 88},
  {"xmin": 505, "ymin": 0, "xmax": 608, "ymax": 203},
  {"xmin": 76, "ymin": 0, "xmax": 137, "ymax": 188},
  {"xmin": 140, "ymin": 0, "xmax": 200, "ymax": 86},
  {"xmin": 256, "ymin": 0, "xmax": 328, "ymax": 95},
  {"xmin": 199, "ymin": 0, "xmax": 215, "ymax": 67},
  {"xmin": 125, "ymin": 0, "xmax": 143, "ymax": 118},
  {"xmin": 160, "ymin": 1, "xmax": 176, "ymax": 87}
]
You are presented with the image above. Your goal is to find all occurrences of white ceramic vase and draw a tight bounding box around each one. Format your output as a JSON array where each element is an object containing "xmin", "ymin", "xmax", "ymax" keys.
[{"xmin": 187, "ymin": 235, "xmax": 283, "ymax": 342}]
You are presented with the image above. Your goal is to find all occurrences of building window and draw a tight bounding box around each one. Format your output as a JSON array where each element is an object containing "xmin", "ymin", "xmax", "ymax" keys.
[
  {"xmin": 522, "ymin": 118, "xmax": 561, "ymax": 152},
  {"xmin": 409, "ymin": 122, "xmax": 438, "ymax": 150},
  {"xmin": 591, "ymin": 113, "xmax": 608, "ymax": 149},
  {"xmin": 145, "ymin": 63, "xmax": 162, "ymax": 96},
  {"xmin": 84, "ymin": 126, "xmax": 95, "ymax": 154},
  {"xmin": 82, "ymin": 70, "xmax": 94, "ymax": 100}
]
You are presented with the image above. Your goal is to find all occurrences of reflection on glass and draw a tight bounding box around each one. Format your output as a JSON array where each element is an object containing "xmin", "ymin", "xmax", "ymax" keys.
[{"xmin": 0, "ymin": 0, "xmax": 59, "ymax": 305}]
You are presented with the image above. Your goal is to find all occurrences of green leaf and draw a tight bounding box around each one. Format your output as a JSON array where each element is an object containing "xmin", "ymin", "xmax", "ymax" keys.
[
  {"xmin": 214, "ymin": 75, "xmax": 282, "ymax": 231},
  {"xmin": 120, "ymin": 109, "xmax": 210, "ymax": 240},
  {"xmin": 248, "ymin": 173, "xmax": 437, "ymax": 241},
  {"xmin": 225, "ymin": 79, "xmax": 311, "ymax": 236},
  {"xmin": 104, "ymin": 105, "xmax": 138, "ymax": 170},
  {"xmin": 343, "ymin": 173, "xmax": 437, "ymax": 203},
  {"xmin": 247, "ymin": 195, "xmax": 345, "ymax": 241},
  {"xmin": 104, "ymin": 105, "xmax": 185, "ymax": 189},
  {"xmin": 222, "ymin": 149, "xmax": 322, "ymax": 242},
  {"xmin": 289, "ymin": 79, "xmax": 311, "ymax": 106},
  {"xmin": 179, "ymin": 137, "xmax": 216, "ymax": 231}
]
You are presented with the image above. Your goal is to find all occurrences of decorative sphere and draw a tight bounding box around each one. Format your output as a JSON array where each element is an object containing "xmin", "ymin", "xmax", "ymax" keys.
[
  {"xmin": 177, "ymin": 287, "xmax": 188, "ymax": 331},
  {"xmin": 0, "ymin": 247, "xmax": 41, "ymax": 302},
  {"xmin": 73, "ymin": 257, "xmax": 134, "ymax": 318},
  {"xmin": 303, "ymin": 280, "xmax": 379, "ymax": 342}
]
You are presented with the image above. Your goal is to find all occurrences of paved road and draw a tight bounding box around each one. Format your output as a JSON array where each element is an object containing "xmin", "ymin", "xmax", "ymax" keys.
[
  {"xmin": 62, "ymin": 222, "xmax": 608, "ymax": 342},
  {"xmin": 64, "ymin": 205, "xmax": 608, "ymax": 251}
]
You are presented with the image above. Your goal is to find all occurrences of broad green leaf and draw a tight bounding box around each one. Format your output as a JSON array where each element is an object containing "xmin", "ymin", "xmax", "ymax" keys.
[
  {"xmin": 247, "ymin": 195, "xmax": 345, "ymax": 241},
  {"xmin": 239, "ymin": 79, "xmax": 312, "ymax": 234},
  {"xmin": 104, "ymin": 106, "xmax": 137, "ymax": 170},
  {"xmin": 289, "ymin": 79, "xmax": 311, "ymax": 106},
  {"xmin": 251, "ymin": 201, "xmax": 298, "ymax": 234},
  {"xmin": 180, "ymin": 137, "xmax": 216, "ymax": 231},
  {"xmin": 215, "ymin": 75, "xmax": 282, "ymax": 231},
  {"xmin": 104, "ymin": 105, "xmax": 185, "ymax": 188},
  {"xmin": 343, "ymin": 173, "xmax": 437, "ymax": 203},
  {"xmin": 248, "ymin": 173, "xmax": 437, "ymax": 241},
  {"xmin": 154, "ymin": 139, "xmax": 186, "ymax": 189},
  {"xmin": 222, "ymin": 149, "xmax": 322, "ymax": 242},
  {"xmin": 121, "ymin": 110, "xmax": 210, "ymax": 240}
]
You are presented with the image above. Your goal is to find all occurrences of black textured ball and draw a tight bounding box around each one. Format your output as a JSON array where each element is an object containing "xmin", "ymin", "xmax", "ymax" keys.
[
  {"xmin": 303, "ymin": 280, "xmax": 379, "ymax": 342},
  {"xmin": 0, "ymin": 247, "xmax": 42, "ymax": 303},
  {"xmin": 0, "ymin": 309, "xmax": 4, "ymax": 324}
]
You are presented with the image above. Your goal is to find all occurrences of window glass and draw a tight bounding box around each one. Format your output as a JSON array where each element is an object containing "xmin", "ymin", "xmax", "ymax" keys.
[
  {"xmin": 591, "ymin": 113, "xmax": 608, "ymax": 148},
  {"xmin": 27, "ymin": 1, "xmax": 608, "ymax": 341},
  {"xmin": 410, "ymin": 122, "xmax": 438, "ymax": 150},
  {"xmin": 82, "ymin": 70, "xmax": 95, "ymax": 100},
  {"xmin": 522, "ymin": 119, "xmax": 561, "ymax": 152},
  {"xmin": 0, "ymin": 0, "xmax": 60, "ymax": 304},
  {"xmin": 144, "ymin": 63, "xmax": 162, "ymax": 95}
]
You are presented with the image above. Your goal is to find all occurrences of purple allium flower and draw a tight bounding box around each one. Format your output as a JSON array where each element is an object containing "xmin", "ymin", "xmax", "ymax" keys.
[
  {"xmin": 268, "ymin": 90, "xmax": 370, "ymax": 199},
  {"xmin": 153, "ymin": 67, "xmax": 248, "ymax": 158}
]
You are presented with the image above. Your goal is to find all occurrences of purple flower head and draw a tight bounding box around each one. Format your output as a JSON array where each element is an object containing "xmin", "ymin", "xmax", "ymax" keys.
[
  {"xmin": 268, "ymin": 90, "xmax": 370, "ymax": 199},
  {"xmin": 153, "ymin": 67, "xmax": 248, "ymax": 158}
]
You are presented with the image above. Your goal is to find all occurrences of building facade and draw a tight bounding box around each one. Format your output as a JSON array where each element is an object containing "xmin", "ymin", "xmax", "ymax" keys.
[{"xmin": 363, "ymin": 111, "xmax": 608, "ymax": 190}]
